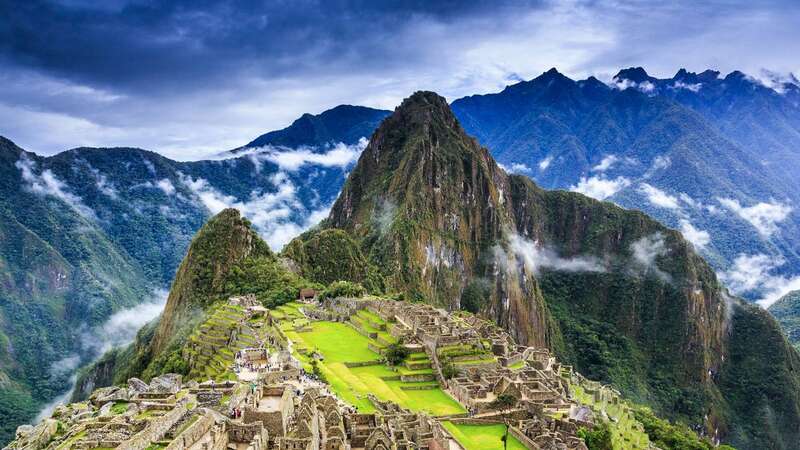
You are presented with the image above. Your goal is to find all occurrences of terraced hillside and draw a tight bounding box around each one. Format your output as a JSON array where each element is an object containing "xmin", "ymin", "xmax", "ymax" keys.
[{"xmin": 275, "ymin": 301, "xmax": 465, "ymax": 416}]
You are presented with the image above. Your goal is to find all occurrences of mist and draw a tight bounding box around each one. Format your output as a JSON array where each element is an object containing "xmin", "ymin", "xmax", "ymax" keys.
[{"xmin": 32, "ymin": 290, "xmax": 168, "ymax": 424}]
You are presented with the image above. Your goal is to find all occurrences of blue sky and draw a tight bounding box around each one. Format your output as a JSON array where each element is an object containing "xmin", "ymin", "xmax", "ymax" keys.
[{"xmin": 1, "ymin": 0, "xmax": 798, "ymax": 159}]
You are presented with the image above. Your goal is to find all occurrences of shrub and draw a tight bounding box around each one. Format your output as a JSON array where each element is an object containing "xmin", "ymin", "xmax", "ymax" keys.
[
  {"xmin": 441, "ymin": 360, "xmax": 459, "ymax": 379},
  {"xmin": 490, "ymin": 393, "xmax": 518, "ymax": 409},
  {"xmin": 320, "ymin": 281, "xmax": 366, "ymax": 299},
  {"xmin": 578, "ymin": 423, "xmax": 613, "ymax": 450},
  {"xmin": 384, "ymin": 342, "xmax": 410, "ymax": 366}
]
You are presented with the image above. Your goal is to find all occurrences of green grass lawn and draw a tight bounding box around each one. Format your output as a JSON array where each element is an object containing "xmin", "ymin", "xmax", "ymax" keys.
[
  {"xmin": 287, "ymin": 321, "xmax": 465, "ymax": 416},
  {"xmin": 442, "ymin": 422, "xmax": 528, "ymax": 450}
]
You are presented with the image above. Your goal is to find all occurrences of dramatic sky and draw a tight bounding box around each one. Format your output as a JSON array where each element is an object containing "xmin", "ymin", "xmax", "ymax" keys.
[{"xmin": 1, "ymin": 0, "xmax": 798, "ymax": 159}]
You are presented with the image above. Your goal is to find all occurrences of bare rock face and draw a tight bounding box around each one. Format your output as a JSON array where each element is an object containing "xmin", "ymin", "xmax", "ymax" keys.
[
  {"xmin": 149, "ymin": 373, "xmax": 182, "ymax": 394},
  {"xmin": 90, "ymin": 386, "xmax": 129, "ymax": 406},
  {"xmin": 128, "ymin": 377, "xmax": 148, "ymax": 394}
]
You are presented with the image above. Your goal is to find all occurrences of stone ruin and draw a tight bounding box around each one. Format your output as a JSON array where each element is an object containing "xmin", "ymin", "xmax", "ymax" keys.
[{"xmin": 8, "ymin": 297, "xmax": 660, "ymax": 450}]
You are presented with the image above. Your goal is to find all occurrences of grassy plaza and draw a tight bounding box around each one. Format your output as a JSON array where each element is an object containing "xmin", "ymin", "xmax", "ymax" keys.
[
  {"xmin": 277, "ymin": 304, "xmax": 465, "ymax": 416},
  {"xmin": 442, "ymin": 422, "xmax": 528, "ymax": 450}
]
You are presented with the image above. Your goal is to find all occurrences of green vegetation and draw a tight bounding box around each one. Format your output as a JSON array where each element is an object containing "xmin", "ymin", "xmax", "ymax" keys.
[
  {"xmin": 283, "ymin": 320, "xmax": 464, "ymax": 416},
  {"xmin": 110, "ymin": 401, "xmax": 130, "ymax": 415},
  {"xmin": 320, "ymin": 280, "xmax": 366, "ymax": 300},
  {"xmin": 226, "ymin": 256, "xmax": 320, "ymax": 308},
  {"xmin": 441, "ymin": 422, "xmax": 527, "ymax": 450},
  {"xmin": 768, "ymin": 290, "xmax": 800, "ymax": 350},
  {"xmin": 578, "ymin": 423, "xmax": 613, "ymax": 450},
  {"xmin": 283, "ymin": 229, "xmax": 383, "ymax": 292},
  {"xmin": 633, "ymin": 407, "xmax": 730, "ymax": 450},
  {"xmin": 383, "ymin": 341, "xmax": 410, "ymax": 366}
]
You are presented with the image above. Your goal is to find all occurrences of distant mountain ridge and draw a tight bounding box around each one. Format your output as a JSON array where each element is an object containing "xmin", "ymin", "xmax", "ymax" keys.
[
  {"xmin": 451, "ymin": 67, "xmax": 800, "ymax": 302},
  {"xmin": 234, "ymin": 104, "xmax": 389, "ymax": 152}
]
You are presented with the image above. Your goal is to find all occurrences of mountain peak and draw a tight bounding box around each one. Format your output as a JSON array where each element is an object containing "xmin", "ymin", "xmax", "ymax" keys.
[
  {"xmin": 614, "ymin": 66, "xmax": 652, "ymax": 83},
  {"xmin": 395, "ymin": 90, "xmax": 452, "ymax": 116},
  {"xmin": 148, "ymin": 207, "xmax": 272, "ymax": 357}
]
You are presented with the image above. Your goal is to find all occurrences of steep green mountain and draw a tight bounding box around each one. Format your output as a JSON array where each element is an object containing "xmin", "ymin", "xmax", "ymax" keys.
[
  {"xmin": 287, "ymin": 91, "xmax": 800, "ymax": 449},
  {"xmin": 450, "ymin": 69, "xmax": 800, "ymax": 298},
  {"xmin": 769, "ymin": 290, "xmax": 800, "ymax": 350},
  {"xmin": 0, "ymin": 102, "xmax": 375, "ymax": 444},
  {"xmin": 72, "ymin": 208, "xmax": 318, "ymax": 397},
  {"xmin": 0, "ymin": 138, "xmax": 150, "ymax": 444}
]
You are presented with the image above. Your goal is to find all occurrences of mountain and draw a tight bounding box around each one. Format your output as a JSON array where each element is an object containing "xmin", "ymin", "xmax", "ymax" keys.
[
  {"xmin": 286, "ymin": 91, "xmax": 800, "ymax": 449},
  {"xmin": 770, "ymin": 290, "xmax": 800, "ymax": 350},
  {"xmin": 235, "ymin": 104, "xmax": 390, "ymax": 151},
  {"xmin": 451, "ymin": 68, "xmax": 800, "ymax": 302},
  {"xmin": 0, "ymin": 104, "xmax": 373, "ymax": 444}
]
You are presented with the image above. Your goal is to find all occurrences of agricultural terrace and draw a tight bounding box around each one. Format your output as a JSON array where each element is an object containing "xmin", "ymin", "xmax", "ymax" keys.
[{"xmin": 276, "ymin": 302, "xmax": 465, "ymax": 416}]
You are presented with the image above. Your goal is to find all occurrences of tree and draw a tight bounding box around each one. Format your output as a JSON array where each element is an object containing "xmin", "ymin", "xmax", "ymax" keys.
[
  {"xmin": 320, "ymin": 281, "xmax": 366, "ymax": 299},
  {"xmin": 441, "ymin": 360, "xmax": 459, "ymax": 379},
  {"xmin": 577, "ymin": 424, "xmax": 613, "ymax": 450},
  {"xmin": 384, "ymin": 342, "xmax": 410, "ymax": 366}
]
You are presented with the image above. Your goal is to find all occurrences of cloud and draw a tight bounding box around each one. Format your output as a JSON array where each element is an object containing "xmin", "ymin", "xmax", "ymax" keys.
[
  {"xmin": 720, "ymin": 254, "xmax": 800, "ymax": 307},
  {"xmin": 89, "ymin": 166, "xmax": 118, "ymax": 199},
  {"xmin": 37, "ymin": 289, "xmax": 168, "ymax": 423},
  {"xmin": 226, "ymin": 139, "xmax": 367, "ymax": 173},
  {"xmin": 611, "ymin": 78, "xmax": 656, "ymax": 94},
  {"xmin": 630, "ymin": 233, "xmax": 671, "ymax": 282},
  {"xmin": 507, "ymin": 233, "xmax": 605, "ymax": 274},
  {"xmin": 717, "ymin": 197, "xmax": 792, "ymax": 236},
  {"xmin": 48, "ymin": 355, "xmax": 81, "ymax": 376},
  {"xmin": 497, "ymin": 161, "xmax": 533, "ymax": 175},
  {"xmin": 538, "ymin": 156, "xmax": 553, "ymax": 171},
  {"xmin": 156, "ymin": 178, "xmax": 176, "ymax": 196},
  {"xmin": 180, "ymin": 171, "xmax": 329, "ymax": 249},
  {"xmin": 508, "ymin": 162, "xmax": 532, "ymax": 174},
  {"xmin": 81, "ymin": 290, "xmax": 168, "ymax": 356},
  {"xmin": 639, "ymin": 183, "xmax": 680, "ymax": 209},
  {"xmin": 592, "ymin": 155, "xmax": 618, "ymax": 172},
  {"xmin": 256, "ymin": 139, "xmax": 367, "ymax": 172},
  {"xmin": 670, "ymin": 80, "xmax": 702, "ymax": 92},
  {"xmin": 679, "ymin": 219, "xmax": 711, "ymax": 250},
  {"xmin": 15, "ymin": 156, "xmax": 96, "ymax": 219},
  {"xmin": 2, "ymin": 1, "xmax": 800, "ymax": 157},
  {"xmin": 570, "ymin": 175, "xmax": 631, "ymax": 200}
]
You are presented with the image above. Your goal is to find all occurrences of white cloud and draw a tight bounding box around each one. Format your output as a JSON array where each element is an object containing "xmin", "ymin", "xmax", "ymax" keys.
[
  {"xmin": 507, "ymin": 233, "xmax": 605, "ymax": 274},
  {"xmin": 89, "ymin": 166, "xmax": 118, "ymax": 199},
  {"xmin": 538, "ymin": 156, "xmax": 553, "ymax": 171},
  {"xmin": 49, "ymin": 355, "xmax": 81, "ymax": 376},
  {"xmin": 679, "ymin": 219, "xmax": 711, "ymax": 250},
  {"xmin": 156, "ymin": 178, "xmax": 176, "ymax": 196},
  {"xmin": 717, "ymin": 197, "xmax": 792, "ymax": 236},
  {"xmin": 16, "ymin": 156, "xmax": 96, "ymax": 219},
  {"xmin": 670, "ymin": 81, "xmax": 702, "ymax": 92},
  {"xmin": 639, "ymin": 183, "xmax": 680, "ymax": 209},
  {"xmin": 82, "ymin": 290, "xmax": 168, "ymax": 356},
  {"xmin": 234, "ymin": 138, "xmax": 368, "ymax": 172},
  {"xmin": 570, "ymin": 175, "xmax": 631, "ymax": 200},
  {"xmin": 509, "ymin": 162, "xmax": 532, "ymax": 174},
  {"xmin": 611, "ymin": 78, "xmax": 656, "ymax": 94},
  {"xmin": 592, "ymin": 155, "xmax": 618, "ymax": 172},
  {"xmin": 630, "ymin": 233, "xmax": 671, "ymax": 282},
  {"xmin": 720, "ymin": 254, "xmax": 800, "ymax": 307},
  {"xmin": 180, "ymin": 171, "xmax": 329, "ymax": 250}
]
